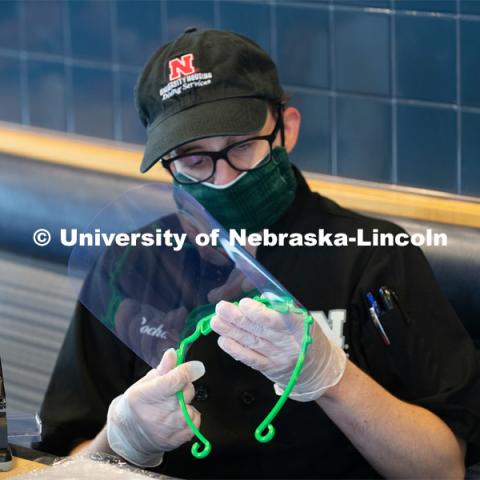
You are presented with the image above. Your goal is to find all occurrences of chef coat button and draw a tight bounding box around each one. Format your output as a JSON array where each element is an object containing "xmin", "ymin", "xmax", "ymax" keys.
[
  {"xmin": 241, "ymin": 391, "xmax": 255, "ymax": 406},
  {"xmin": 184, "ymin": 26, "xmax": 197, "ymax": 34},
  {"xmin": 194, "ymin": 384, "xmax": 209, "ymax": 402}
]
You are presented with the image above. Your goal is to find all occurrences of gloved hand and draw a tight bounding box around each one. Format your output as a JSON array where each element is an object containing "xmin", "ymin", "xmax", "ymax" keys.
[
  {"xmin": 210, "ymin": 298, "xmax": 347, "ymax": 402},
  {"xmin": 107, "ymin": 348, "xmax": 204, "ymax": 468}
]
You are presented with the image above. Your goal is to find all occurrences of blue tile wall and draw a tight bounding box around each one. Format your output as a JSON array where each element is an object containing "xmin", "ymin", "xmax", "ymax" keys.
[
  {"xmin": 0, "ymin": 2, "xmax": 19, "ymax": 49},
  {"xmin": 118, "ymin": 69, "xmax": 147, "ymax": 145},
  {"xmin": 1, "ymin": 0, "xmax": 480, "ymax": 197},
  {"xmin": 69, "ymin": 1, "xmax": 112, "ymax": 62},
  {"xmin": 27, "ymin": 59, "xmax": 66, "ymax": 131},
  {"xmin": 333, "ymin": 0, "xmax": 390, "ymax": 8},
  {"xmin": 397, "ymin": 104, "xmax": 457, "ymax": 192},
  {"xmin": 461, "ymin": 19, "xmax": 480, "ymax": 107},
  {"xmin": 396, "ymin": 15, "xmax": 456, "ymax": 103},
  {"xmin": 165, "ymin": 0, "xmax": 215, "ymax": 41},
  {"xmin": 395, "ymin": 1, "xmax": 456, "ymax": 14},
  {"xmin": 116, "ymin": 1, "xmax": 163, "ymax": 67},
  {"xmin": 218, "ymin": 1, "xmax": 271, "ymax": 54},
  {"xmin": 289, "ymin": 90, "xmax": 331, "ymax": 174},
  {"xmin": 72, "ymin": 66, "xmax": 113, "ymax": 139},
  {"xmin": 277, "ymin": 5, "xmax": 329, "ymax": 89},
  {"xmin": 277, "ymin": 0, "xmax": 329, "ymax": 4},
  {"xmin": 334, "ymin": 10, "xmax": 390, "ymax": 96},
  {"xmin": 0, "ymin": 55, "xmax": 21, "ymax": 123},
  {"xmin": 462, "ymin": 112, "xmax": 480, "ymax": 197},
  {"xmin": 337, "ymin": 97, "xmax": 392, "ymax": 182},
  {"xmin": 460, "ymin": 0, "xmax": 480, "ymax": 14},
  {"xmin": 24, "ymin": 0, "xmax": 64, "ymax": 55}
]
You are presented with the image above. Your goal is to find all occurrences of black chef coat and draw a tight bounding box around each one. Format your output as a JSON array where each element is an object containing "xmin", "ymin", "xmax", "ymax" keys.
[{"xmin": 37, "ymin": 168, "xmax": 480, "ymax": 478}]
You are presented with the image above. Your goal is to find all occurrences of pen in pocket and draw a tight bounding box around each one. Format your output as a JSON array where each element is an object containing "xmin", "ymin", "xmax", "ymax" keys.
[
  {"xmin": 366, "ymin": 291, "xmax": 391, "ymax": 346},
  {"xmin": 378, "ymin": 286, "xmax": 411, "ymax": 325}
]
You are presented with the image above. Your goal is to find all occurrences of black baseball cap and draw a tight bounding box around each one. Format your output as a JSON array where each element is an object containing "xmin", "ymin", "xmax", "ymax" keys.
[{"xmin": 134, "ymin": 28, "xmax": 284, "ymax": 173}]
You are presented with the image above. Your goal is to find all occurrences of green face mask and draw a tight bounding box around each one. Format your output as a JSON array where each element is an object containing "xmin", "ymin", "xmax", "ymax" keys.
[{"xmin": 175, "ymin": 147, "xmax": 297, "ymax": 233}]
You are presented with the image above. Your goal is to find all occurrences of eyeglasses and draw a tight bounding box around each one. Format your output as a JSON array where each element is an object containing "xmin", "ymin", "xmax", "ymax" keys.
[{"xmin": 161, "ymin": 105, "xmax": 285, "ymax": 185}]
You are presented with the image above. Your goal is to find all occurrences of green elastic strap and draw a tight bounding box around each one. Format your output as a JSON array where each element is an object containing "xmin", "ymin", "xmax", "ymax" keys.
[{"xmin": 175, "ymin": 295, "xmax": 314, "ymax": 459}]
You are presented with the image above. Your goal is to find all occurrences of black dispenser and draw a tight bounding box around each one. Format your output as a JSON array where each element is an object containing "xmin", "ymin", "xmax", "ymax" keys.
[{"xmin": 0, "ymin": 357, "xmax": 13, "ymax": 471}]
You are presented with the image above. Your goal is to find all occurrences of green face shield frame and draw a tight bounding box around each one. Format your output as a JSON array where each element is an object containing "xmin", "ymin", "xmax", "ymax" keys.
[{"xmin": 176, "ymin": 294, "xmax": 314, "ymax": 459}]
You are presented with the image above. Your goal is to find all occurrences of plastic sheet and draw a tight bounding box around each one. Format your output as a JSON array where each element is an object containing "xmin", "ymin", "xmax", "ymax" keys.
[
  {"xmin": 8, "ymin": 413, "xmax": 41, "ymax": 443},
  {"xmin": 13, "ymin": 453, "xmax": 176, "ymax": 479},
  {"xmin": 68, "ymin": 183, "xmax": 301, "ymax": 369}
]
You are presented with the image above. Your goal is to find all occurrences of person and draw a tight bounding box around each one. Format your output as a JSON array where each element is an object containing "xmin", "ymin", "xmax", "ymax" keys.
[{"xmin": 37, "ymin": 28, "xmax": 480, "ymax": 478}]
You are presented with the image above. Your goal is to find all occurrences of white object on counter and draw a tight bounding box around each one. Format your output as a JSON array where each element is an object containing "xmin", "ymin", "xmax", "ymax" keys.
[{"xmin": 12, "ymin": 453, "xmax": 177, "ymax": 479}]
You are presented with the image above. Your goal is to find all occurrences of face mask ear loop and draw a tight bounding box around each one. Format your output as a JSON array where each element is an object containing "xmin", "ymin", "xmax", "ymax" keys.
[
  {"xmin": 270, "ymin": 103, "xmax": 286, "ymax": 169},
  {"xmin": 279, "ymin": 104, "xmax": 286, "ymax": 147}
]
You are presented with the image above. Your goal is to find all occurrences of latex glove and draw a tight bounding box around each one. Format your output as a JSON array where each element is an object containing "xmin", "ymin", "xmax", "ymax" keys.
[
  {"xmin": 211, "ymin": 298, "xmax": 347, "ymax": 402},
  {"xmin": 107, "ymin": 348, "xmax": 204, "ymax": 468}
]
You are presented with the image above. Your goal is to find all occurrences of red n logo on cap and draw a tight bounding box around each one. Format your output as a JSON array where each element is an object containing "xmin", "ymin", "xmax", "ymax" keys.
[{"xmin": 168, "ymin": 53, "xmax": 196, "ymax": 81}]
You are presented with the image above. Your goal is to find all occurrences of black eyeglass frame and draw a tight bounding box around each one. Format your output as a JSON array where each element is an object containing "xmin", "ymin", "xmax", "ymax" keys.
[{"xmin": 160, "ymin": 103, "xmax": 286, "ymax": 185}]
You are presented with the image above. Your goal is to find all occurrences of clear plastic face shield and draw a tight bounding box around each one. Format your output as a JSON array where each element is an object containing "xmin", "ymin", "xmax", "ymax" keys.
[{"xmin": 68, "ymin": 183, "xmax": 314, "ymax": 458}]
